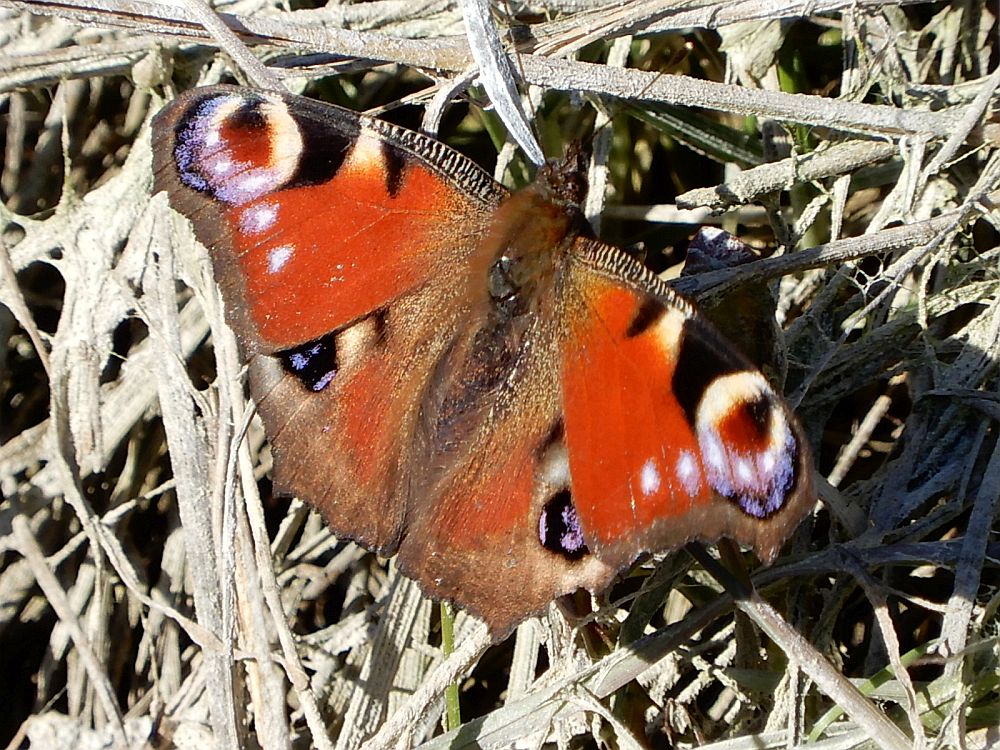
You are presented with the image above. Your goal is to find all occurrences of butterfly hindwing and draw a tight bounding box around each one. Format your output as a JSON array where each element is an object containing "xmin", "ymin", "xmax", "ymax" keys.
[{"xmin": 246, "ymin": 273, "xmax": 478, "ymax": 554}]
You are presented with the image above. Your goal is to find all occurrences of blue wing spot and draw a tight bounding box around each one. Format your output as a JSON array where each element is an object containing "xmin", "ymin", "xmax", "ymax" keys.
[
  {"xmin": 279, "ymin": 334, "xmax": 338, "ymax": 392},
  {"xmin": 538, "ymin": 490, "xmax": 589, "ymax": 560}
]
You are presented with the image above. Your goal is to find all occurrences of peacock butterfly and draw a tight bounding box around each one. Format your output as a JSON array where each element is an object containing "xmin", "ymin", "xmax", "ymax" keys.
[{"xmin": 151, "ymin": 85, "xmax": 815, "ymax": 641}]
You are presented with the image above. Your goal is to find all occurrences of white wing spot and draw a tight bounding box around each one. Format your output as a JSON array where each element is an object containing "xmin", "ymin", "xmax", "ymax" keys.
[
  {"xmin": 267, "ymin": 244, "xmax": 294, "ymax": 274},
  {"xmin": 640, "ymin": 459, "xmax": 661, "ymax": 497},
  {"xmin": 213, "ymin": 157, "xmax": 234, "ymax": 175},
  {"xmin": 240, "ymin": 202, "xmax": 278, "ymax": 235},
  {"xmin": 676, "ymin": 450, "xmax": 702, "ymax": 496},
  {"xmin": 234, "ymin": 171, "xmax": 271, "ymax": 197},
  {"xmin": 736, "ymin": 457, "xmax": 755, "ymax": 484}
]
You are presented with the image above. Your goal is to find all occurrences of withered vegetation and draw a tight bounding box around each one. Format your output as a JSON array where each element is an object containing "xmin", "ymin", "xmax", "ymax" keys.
[{"xmin": 1, "ymin": 1, "xmax": 998, "ymax": 749}]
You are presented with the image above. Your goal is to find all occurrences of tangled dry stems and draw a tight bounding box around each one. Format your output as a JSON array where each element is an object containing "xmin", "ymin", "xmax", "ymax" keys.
[{"xmin": 1, "ymin": 1, "xmax": 998, "ymax": 748}]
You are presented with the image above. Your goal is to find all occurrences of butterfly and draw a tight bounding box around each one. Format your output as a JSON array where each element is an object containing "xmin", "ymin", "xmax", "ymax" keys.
[{"xmin": 151, "ymin": 85, "xmax": 814, "ymax": 641}]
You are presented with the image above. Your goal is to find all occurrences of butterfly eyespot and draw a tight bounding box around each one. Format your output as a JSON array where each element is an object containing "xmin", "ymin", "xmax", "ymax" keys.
[
  {"xmin": 695, "ymin": 373, "xmax": 798, "ymax": 519},
  {"xmin": 279, "ymin": 334, "xmax": 338, "ymax": 392},
  {"xmin": 538, "ymin": 490, "xmax": 589, "ymax": 560},
  {"xmin": 171, "ymin": 93, "xmax": 303, "ymax": 206}
]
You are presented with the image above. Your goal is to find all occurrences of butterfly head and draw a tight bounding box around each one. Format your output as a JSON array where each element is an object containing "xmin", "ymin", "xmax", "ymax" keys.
[{"xmin": 535, "ymin": 143, "xmax": 590, "ymax": 207}]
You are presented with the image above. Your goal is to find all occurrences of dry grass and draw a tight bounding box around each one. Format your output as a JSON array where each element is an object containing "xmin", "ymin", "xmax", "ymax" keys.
[{"xmin": 1, "ymin": 0, "xmax": 999, "ymax": 748}]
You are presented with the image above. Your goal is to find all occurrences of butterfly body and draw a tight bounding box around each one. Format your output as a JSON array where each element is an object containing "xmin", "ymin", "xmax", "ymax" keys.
[{"xmin": 153, "ymin": 86, "xmax": 814, "ymax": 639}]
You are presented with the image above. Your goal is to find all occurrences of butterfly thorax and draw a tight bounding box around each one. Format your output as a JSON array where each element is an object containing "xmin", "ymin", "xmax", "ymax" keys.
[
  {"xmin": 414, "ymin": 170, "xmax": 587, "ymax": 483},
  {"xmin": 479, "ymin": 162, "xmax": 590, "ymax": 321}
]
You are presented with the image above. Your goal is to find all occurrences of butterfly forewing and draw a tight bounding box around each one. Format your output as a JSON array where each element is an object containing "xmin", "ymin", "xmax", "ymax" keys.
[
  {"xmin": 153, "ymin": 86, "xmax": 505, "ymax": 352},
  {"xmin": 560, "ymin": 239, "xmax": 814, "ymax": 568}
]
